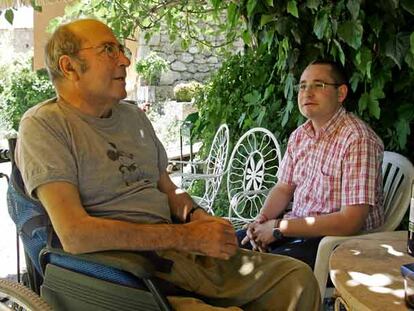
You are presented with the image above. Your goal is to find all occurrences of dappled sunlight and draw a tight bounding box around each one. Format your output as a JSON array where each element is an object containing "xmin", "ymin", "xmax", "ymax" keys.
[
  {"xmin": 342, "ymin": 271, "xmax": 404, "ymax": 299},
  {"xmin": 304, "ymin": 217, "xmax": 315, "ymax": 225},
  {"xmin": 139, "ymin": 129, "xmax": 145, "ymax": 138},
  {"xmin": 175, "ymin": 188, "xmax": 185, "ymax": 194},
  {"xmin": 238, "ymin": 255, "xmax": 255, "ymax": 276},
  {"xmin": 350, "ymin": 249, "xmax": 361, "ymax": 255},
  {"xmin": 380, "ymin": 244, "xmax": 404, "ymax": 257},
  {"xmin": 254, "ymin": 270, "xmax": 264, "ymax": 280},
  {"xmin": 347, "ymin": 271, "xmax": 392, "ymax": 287}
]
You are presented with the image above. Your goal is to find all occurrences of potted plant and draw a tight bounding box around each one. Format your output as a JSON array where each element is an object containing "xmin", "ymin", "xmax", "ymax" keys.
[{"xmin": 135, "ymin": 52, "xmax": 168, "ymax": 86}]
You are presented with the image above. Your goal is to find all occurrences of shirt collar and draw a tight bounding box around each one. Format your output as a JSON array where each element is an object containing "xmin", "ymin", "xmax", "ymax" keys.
[{"xmin": 303, "ymin": 106, "xmax": 346, "ymax": 139}]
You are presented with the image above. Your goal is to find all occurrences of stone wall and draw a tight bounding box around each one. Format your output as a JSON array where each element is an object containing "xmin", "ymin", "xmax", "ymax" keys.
[
  {"xmin": 136, "ymin": 28, "xmax": 243, "ymax": 102},
  {"xmin": 0, "ymin": 28, "xmax": 33, "ymax": 54}
]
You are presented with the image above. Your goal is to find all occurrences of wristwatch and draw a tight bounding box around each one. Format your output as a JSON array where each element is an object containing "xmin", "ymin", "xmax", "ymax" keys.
[{"xmin": 272, "ymin": 219, "xmax": 284, "ymax": 240}]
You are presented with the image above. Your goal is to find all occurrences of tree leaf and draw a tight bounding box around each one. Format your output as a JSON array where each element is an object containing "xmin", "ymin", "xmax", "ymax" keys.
[
  {"xmin": 337, "ymin": 20, "xmax": 363, "ymax": 50},
  {"xmin": 368, "ymin": 98, "xmax": 381, "ymax": 119},
  {"xmin": 284, "ymin": 73, "xmax": 295, "ymax": 100},
  {"xmin": 401, "ymin": 0, "xmax": 414, "ymax": 16},
  {"xmin": 367, "ymin": 15, "xmax": 383, "ymax": 38},
  {"xmin": 395, "ymin": 119, "xmax": 410, "ymax": 149},
  {"xmin": 346, "ymin": 0, "xmax": 360, "ymax": 20},
  {"xmin": 287, "ymin": 0, "xmax": 299, "ymax": 18},
  {"xmin": 263, "ymin": 84, "xmax": 275, "ymax": 101},
  {"xmin": 227, "ymin": 2, "xmax": 238, "ymax": 28},
  {"xmin": 242, "ymin": 30, "xmax": 252, "ymax": 45},
  {"xmin": 410, "ymin": 32, "xmax": 414, "ymax": 54},
  {"xmin": 306, "ymin": 0, "xmax": 320, "ymax": 10},
  {"xmin": 263, "ymin": 29, "xmax": 275, "ymax": 51},
  {"xmin": 257, "ymin": 107, "xmax": 266, "ymax": 125},
  {"xmin": 355, "ymin": 47, "xmax": 372, "ymax": 79},
  {"xmin": 30, "ymin": 0, "xmax": 42, "ymax": 12},
  {"xmin": 260, "ymin": 14, "xmax": 275, "ymax": 27},
  {"xmin": 368, "ymin": 89, "xmax": 382, "ymax": 119},
  {"xmin": 385, "ymin": 33, "xmax": 410, "ymax": 69},
  {"xmin": 371, "ymin": 86, "xmax": 385, "ymax": 100},
  {"xmin": 247, "ymin": 0, "xmax": 257, "ymax": 17},
  {"xmin": 210, "ymin": 0, "xmax": 221, "ymax": 10},
  {"xmin": 313, "ymin": 10, "xmax": 328, "ymax": 39},
  {"xmin": 5, "ymin": 9, "xmax": 14, "ymax": 25},
  {"xmin": 405, "ymin": 52, "xmax": 414, "ymax": 69},
  {"xmin": 333, "ymin": 39, "xmax": 345, "ymax": 65},
  {"xmin": 243, "ymin": 90, "xmax": 261, "ymax": 106},
  {"xmin": 358, "ymin": 92, "xmax": 369, "ymax": 114},
  {"xmin": 265, "ymin": 0, "xmax": 274, "ymax": 7},
  {"xmin": 349, "ymin": 72, "xmax": 361, "ymax": 93},
  {"xmin": 238, "ymin": 112, "xmax": 246, "ymax": 127},
  {"xmin": 282, "ymin": 100, "xmax": 294, "ymax": 126}
]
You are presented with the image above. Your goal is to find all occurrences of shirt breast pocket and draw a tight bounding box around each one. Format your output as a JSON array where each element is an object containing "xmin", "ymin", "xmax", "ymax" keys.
[{"xmin": 317, "ymin": 164, "xmax": 341, "ymax": 212}]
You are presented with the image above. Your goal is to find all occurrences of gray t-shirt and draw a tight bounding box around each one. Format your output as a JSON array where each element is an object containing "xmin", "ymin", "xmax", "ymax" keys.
[{"xmin": 16, "ymin": 98, "xmax": 171, "ymax": 224}]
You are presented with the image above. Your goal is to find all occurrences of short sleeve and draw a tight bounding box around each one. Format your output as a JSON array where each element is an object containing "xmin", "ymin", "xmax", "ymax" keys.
[
  {"xmin": 16, "ymin": 115, "xmax": 77, "ymax": 199},
  {"xmin": 341, "ymin": 137, "xmax": 383, "ymax": 206},
  {"xmin": 277, "ymin": 136, "xmax": 296, "ymax": 186}
]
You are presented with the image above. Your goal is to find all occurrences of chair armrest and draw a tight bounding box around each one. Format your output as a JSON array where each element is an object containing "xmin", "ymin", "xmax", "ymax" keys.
[
  {"xmin": 172, "ymin": 172, "xmax": 224, "ymax": 181},
  {"xmin": 168, "ymin": 159, "xmax": 207, "ymax": 165},
  {"xmin": 39, "ymin": 247, "xmax": 172, "ymax": 279},
  {"xmin": 229, "ymin": 188, "xmax": 271, "ymax": 207},
  {"xmin": 313, "ymin": 235, "xmax": 356, "ymax": 300}
]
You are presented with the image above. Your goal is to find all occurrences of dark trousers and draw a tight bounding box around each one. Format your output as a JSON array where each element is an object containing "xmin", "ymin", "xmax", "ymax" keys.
[{"xmin": 236, "ymin": 229, "xmax": 323, "ymax": 269}]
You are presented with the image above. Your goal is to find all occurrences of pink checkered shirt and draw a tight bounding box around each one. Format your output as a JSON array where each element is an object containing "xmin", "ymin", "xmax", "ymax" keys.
[{"xmin": 278, "ymin": 107, "xmax": 384, "ymax": 231}]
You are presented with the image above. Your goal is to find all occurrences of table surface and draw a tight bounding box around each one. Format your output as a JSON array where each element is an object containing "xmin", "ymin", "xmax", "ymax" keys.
[{"xmin": 330, "ymin": 231, "xmax": 414, "ymax": 311}]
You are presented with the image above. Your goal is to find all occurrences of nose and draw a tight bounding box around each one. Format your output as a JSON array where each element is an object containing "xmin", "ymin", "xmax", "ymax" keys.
[{"xmin": 118, "ymin": 52, "xmax": 131, "ymax": 67}]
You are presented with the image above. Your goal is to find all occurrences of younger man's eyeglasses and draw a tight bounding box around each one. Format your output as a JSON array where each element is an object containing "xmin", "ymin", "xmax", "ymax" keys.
[{"xmin": 296, "ymin": 81, "xmax": 342, "ymax": 92}]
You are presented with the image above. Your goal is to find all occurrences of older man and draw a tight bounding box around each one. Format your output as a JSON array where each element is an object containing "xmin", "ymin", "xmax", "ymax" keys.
[
  {"xmin": 239, "ymin": 60, "xmax": 384, "ymax": 269},
  {"xmin": 16, "ymin": 19, "xmax": 320, "ymax": 310}
]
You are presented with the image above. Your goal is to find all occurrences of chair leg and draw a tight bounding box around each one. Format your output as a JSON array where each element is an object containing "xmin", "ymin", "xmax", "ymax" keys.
[
  {"xmin": 334, "ymin": 296, "xmax": 349, "ymax": 311},
  {"xmin": 143, "ymin": 278, "xmax": 173, "ymax": 311}
]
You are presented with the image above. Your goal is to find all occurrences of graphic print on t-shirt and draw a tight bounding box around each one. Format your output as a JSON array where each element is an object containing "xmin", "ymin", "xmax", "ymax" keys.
[{"xmin": 106, "ymin": 142, "xmax": 140, "ymax": 186}]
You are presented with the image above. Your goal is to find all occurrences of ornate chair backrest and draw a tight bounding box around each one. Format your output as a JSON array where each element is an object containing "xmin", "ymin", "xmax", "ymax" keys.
[
  {"xmin": 197, "ymin": 124, "xmax": 230, "ymax": 214},
  {"xmin": 226, "ymin": 128, "xmax": 282, "ymax": 228}
]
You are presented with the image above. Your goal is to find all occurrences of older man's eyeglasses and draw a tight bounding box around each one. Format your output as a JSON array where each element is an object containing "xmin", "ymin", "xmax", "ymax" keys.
[
  {"xmin": 296, "ymin": 81, "xmax": 341, "ymax": 92},
  {"xmin": 78, "ymin": 42, "xmax": 132, "ymax": 60}
]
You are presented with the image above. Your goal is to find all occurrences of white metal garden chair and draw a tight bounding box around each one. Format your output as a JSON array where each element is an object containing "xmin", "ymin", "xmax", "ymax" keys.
[
  {"xmin": 170, "ymin": 124, "xmax": 230, "ymax": 215},
  {"xmin": 314, "ymin": 151, "xmax": 414, "ymax": 300},
  {"xmin": 226, "ymin": 127, "xmax": 282, "ymax": 229}
]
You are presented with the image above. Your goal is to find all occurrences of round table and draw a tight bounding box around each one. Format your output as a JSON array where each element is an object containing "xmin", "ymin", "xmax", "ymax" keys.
[{"xmin": 329, "ymin": 231, "xmax": 413, "ymax": 311}]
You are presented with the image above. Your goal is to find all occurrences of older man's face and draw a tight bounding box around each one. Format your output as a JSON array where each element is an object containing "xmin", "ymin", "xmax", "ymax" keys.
[{"xmin": 71, "ymin": 20, "xmax": 131, "ymax": 106}]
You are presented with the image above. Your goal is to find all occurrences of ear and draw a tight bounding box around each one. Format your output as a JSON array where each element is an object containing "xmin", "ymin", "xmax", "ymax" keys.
[
  {"xmin": 58, "ymin": 55, "xmax": 80, "ymax": 81},
  {"xmin": 337, "ymin": 84, "xmax": 348, "ymax": 104}
]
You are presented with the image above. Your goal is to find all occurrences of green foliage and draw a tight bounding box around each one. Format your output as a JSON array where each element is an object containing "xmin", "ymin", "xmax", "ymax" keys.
[
  {"xmin": 48, "ymin": 0, "xmax": 241, "ymax": 52},
  {"xmin": 173, "ymin": 81, "xmax": 204, "ymax": 102},
  {"xmin": 193, "ymin": 0, "xmax": 414, "ymax": 163},
  {"xmin": 135, "ymin": 52, "xmax": 168, "ymax": 85},
  {"xmin": 0, "ymin": 59, "xmax": 55, "ymax": 131},
  {"xmin": 193, "ymin": 48, "xmax": 303, "ymax": 151}
]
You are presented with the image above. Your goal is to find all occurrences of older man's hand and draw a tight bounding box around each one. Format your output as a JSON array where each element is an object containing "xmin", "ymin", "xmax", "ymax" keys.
[{"xmin": 182, "ymin": 217, "xmax": 238, "ymax": 260}]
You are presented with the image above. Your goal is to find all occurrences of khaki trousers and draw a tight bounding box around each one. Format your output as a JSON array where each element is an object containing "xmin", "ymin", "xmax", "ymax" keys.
[{"xmin": 156, "ymin": 248, "xmax": 321, "ymax": 311}]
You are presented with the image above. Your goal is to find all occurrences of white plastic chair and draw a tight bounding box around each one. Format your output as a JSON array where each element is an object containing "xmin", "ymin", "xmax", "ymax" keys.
[
  {"xmin": 226, "ymin": 127, "xmax": 282, "ymax": 229},
  {"xmin": 171, "ymin": 124, "xmax": 230, "ymax": 214},
  {"xmin": 314, "ymin": 151, "xmax": 414, "ymax": 300}
]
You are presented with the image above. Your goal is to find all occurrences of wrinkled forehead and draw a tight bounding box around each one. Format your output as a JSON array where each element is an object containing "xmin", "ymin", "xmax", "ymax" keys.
[
  {"xmin": 300, "ymin": 64, "xmax": 334, "ymax": 83},
  {"xmin": 69, "ymin": 19, "xmax": 118, "ymax": 46}
]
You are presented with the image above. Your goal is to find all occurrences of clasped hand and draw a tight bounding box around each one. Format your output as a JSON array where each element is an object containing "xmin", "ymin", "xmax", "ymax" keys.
[
  {"xmin": 185, "ymin": 214, "xmax": 238, "ymax": 260},
  {"xmin": 241, "ymin": 216, "xmax": 275, "ymax": 252}
]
